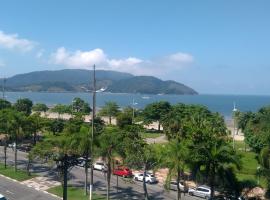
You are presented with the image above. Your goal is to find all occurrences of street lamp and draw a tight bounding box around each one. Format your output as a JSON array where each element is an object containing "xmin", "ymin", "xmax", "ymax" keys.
[
  {"xmin": 89, "ymin": 65, "xmax": 106, "ymax": 200},
  {"xmin": 232, "ymin": 102, "xmax": 238, "ymax": 149}
]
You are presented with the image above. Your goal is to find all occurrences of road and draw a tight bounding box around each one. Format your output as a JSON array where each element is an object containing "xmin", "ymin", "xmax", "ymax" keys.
[
  {"xmin": 0, "ymin": 176, "xmax": 58, "ymax": 200},
  {"xmin": 0, "ymin": 146, "xmax": 200, "ymax": 200}
]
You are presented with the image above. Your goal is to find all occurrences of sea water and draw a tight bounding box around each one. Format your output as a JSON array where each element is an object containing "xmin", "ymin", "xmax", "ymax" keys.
[{"xmin": 4, "ymin": 92, "xmax": 270, "ymax": 119}]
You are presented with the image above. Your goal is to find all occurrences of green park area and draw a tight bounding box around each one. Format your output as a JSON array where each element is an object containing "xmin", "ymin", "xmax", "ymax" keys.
[
  {"xmin": 48, "ymin": 186, "xmax": 105, "ymax": 200},
  {"xmin": 0, "ymin": 162, "xmax": 35, "ymax": 181}
]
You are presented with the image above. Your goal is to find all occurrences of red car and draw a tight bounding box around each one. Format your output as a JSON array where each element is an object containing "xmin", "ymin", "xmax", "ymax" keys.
[{"xmin": 113, "ymin": 166, "xmax": 132, "ymax": 177}]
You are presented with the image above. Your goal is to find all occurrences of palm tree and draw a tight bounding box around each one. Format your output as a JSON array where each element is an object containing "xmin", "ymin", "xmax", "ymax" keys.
[
  {"xmin": 163, "ymin": 139, "xmax": 189, "ymax": 200},
  {"xmin": 99, "ymin": 101, "xmax": 120, "ymax": 125},
  {"xmin": 259, "ymin": 146, "xmax": 270, "ymax": 197},
  {"xmin": 193, "ymin": 140, "xmax": 241, "ymax": 197},
  {"xmin": 98, "ymin": 126, "xmax": 122, "ymax": 200},
  {"xmin": 6, "ymin": 109, "xmax": 25, "ymax": 171}
]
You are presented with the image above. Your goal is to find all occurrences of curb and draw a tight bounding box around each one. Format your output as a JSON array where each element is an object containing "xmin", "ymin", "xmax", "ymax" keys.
[{"xmin": 0, "ymin": 174, "xmax": 62, "ymax": 199}]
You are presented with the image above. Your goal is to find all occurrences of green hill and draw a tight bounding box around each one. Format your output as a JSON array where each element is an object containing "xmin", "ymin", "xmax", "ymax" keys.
[{"xmin": 1, "ymin": 69, "xmax": 198, "ymax": 95}]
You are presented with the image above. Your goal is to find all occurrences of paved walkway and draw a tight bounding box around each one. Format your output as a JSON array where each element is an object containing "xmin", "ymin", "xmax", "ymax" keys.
[{"xmin": 21, "ymin": 177, "xmax": 61, "ymax": 191}]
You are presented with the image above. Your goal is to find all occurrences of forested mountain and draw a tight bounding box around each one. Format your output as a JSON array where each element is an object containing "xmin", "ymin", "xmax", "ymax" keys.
[{"xmin": 1, "ymin": 69, "xmax": 198, "ymax": 95}]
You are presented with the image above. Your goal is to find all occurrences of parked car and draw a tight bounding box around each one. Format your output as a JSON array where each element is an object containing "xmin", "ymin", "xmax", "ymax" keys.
[
  {"xmin": 17, "ymin": 144, "xmax": 32, "ymax": 152},
  {"xmin": 0, "ymin": 194, "xmax": 7, "ymax": 200},
  {"xmin": 93, "ymin": 162, "xmax": 107, "ymax": 171},
  {"xmin": 113, "ymin": 166, "xmax": 132, "ymax": 177},
  {"xmin": 76, "ymin": 157, "xmax": 90, "ymax": 167},
  {"xmin": 188, "ymin": 185, "xmax": 211, "ymax": 199},
  {"xmin": 133, "ymin": 173, "xmax": 158, "ymax": 184},
  {"xmin": 169, "ymin": 180, "xmax": 188, "ymax": 192}
]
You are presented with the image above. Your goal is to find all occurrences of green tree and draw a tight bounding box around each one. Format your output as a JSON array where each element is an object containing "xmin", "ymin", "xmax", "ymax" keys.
[
  {"xmin": 0, "ymin": 109, "xmax": 11, "ymax": 168},
  {"xmin": 125, "ymin": 138, "xmax": 158, "ymax": 200},
  {"xmin": 4, "ymin": 109, "xmax": 26, "ymax": 171},
  {"xmin": 32, "ymin": 103, "xmax": 49, "ymax": 113},
  {"xmin": 0, "ymin": 99, "xmax": 12, "ymax": 110},
  {"xmin": 98, "ymin": 126, "xmax": 123, "ymax": 200},
  {"xmin": 23, "ymin": 113, "xmax": 44, "ymax": 145},
  {"xmin": 31, "ymin": 133, "xmax": 79, "ymax": 200},
  {"xmin": 14, "ymin": 98, "xmax": 33, "ymax": 116},
  {"xmin": 198, "ymin": 141, "xmax": 240, "ymax": 197},
  {"xmin": 46, "ymin": 118, "xmax": 65, "ymax": 135},
  {"xmin": 116, "ymin": 107, "xmax": 133, "ymax": 128},
  {"xmin": 163, "ymin": 139, "xmax": 189, "ymax": 200},
  {"xmin": 259, "ymin": 146, "xmax": 270, "ymax": 197},
  {"xmin": 51, "ymin": 104, "xmax": 71, "ymax": 118},
  {"xmin": 71, "ymin": 97, "xmax": 91, "ymax": 114},
  {"xmin": 99, "ymin": 101, "xmax": 120, "ymax": 124},
  {"xmin": 143, "ymin": 101, "xmax": 171, "ymax": 131}
]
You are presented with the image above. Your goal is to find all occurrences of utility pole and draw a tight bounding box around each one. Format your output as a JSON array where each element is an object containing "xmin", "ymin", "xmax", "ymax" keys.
[{"xmin": 89, "ymin": 65, "xmax": 96, "ymax": 200}]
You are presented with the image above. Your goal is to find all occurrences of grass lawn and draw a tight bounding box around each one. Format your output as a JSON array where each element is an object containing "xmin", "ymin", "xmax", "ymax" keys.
[
  {"xmin": 233, "ymin": 141, "xmax": 268, "ymax": 188},
  {"xmin": 0, "ymin": 162, "xmax": 35, "ymax": 181},
  {"xmin": 48, "ymin": 186, "xmax": 105, "ymax": 200},
  {"xmin": 140, "ymin": 132, "xmax": 163, "ymax": 139}
]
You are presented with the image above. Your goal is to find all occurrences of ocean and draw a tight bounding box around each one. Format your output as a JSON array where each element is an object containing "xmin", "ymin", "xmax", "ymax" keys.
[{"xmin": 4, "ymin": 92, "xmax": 270, "ymax": 119}]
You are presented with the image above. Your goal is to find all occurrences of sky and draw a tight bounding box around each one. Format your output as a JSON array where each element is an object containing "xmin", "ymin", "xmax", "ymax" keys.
[{"xmin": 0, "ymin": 0, "xmax": 270, "ymax": 95}]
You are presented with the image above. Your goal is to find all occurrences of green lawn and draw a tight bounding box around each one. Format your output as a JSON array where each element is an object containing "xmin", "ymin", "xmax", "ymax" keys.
[
  {"xmin": 0, "ymin": 162, "xmax": 35, "ymax": 181},
  {"xmin": 48, "ymin": 186, "xmax": 105, "ymax": 200},
  {"xmin": 140, "ymin": 132, "xmax": 163, "ymax": 139},
  {"xmin": 233, "ymin": 141, "xmax": 267, "ymax": 188}
]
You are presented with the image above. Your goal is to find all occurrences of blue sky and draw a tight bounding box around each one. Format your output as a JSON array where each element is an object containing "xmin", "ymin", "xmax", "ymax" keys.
[{"xmin": 0, "ymin": 0, "xmax": 270, "ymax": 95}]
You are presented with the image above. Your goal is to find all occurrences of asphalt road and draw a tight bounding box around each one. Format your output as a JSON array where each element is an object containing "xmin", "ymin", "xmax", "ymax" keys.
[
  {"xmin": 0, "ymin": 146, "xmax": 200, "ymax": 200},
  {"xmin": 0, "ymin": 176, "xmax": 58, "ymax": 200}
]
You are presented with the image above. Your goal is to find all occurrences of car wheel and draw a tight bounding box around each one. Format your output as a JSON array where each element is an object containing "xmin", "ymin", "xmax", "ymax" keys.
[
  {"xmin": 147, "ymin": 180, "xmax": 150, "ymax": 184},
  {"xmin": 189, "ymin": 192, "xmax": 193, "ymax": 196},
  {"xmin": 135, "ymin": 177, "xmax": 138, "ymax": 181}
]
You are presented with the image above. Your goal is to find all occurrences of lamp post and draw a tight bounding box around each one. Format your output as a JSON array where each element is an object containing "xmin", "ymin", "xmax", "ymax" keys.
[{"xmin": 232, "ymin": 102, "xmax": 237, "ymax": 149}]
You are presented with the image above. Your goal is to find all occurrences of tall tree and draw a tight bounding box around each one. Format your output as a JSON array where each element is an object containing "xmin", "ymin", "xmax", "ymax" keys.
[
  {"xmin": 98, "ymin": 126, "xmax": 123, "ymax": 200},
  {"xmin": 124, "ymin": 138, "xmax": 158, "ymax": 200},
  {"xmin": 143, "ymin": 101, "xmax": 171, "ymax": 131},
  {"xmin": 99, "ymin": 101, "xmax": 120, "ymax": 124},
  {"xmin": 14, "ymin": 98, "xmax": 33, "ymax": 116},
  {"xmin": 0, "ymin": 99, "xmax": 11, "ymax": 110},
  {"xmin": 5, "ymin": 109, "xmax": 25, "ymax": 171},
  {"xmin": 116, "ymin": 107, "xmax": 133, "ymax": 128},
  {"xmin": 31, "ymin": 133, "xmax": 79, "ymax": 200},
  {"xmin": 32, "ymin": 103, "xmax": 49, "ymax": 113},
  {"xmin": 163, "ymin": 139, "xmax": 189, "ymax": 200},
  {"xmin": 51, "ymin": 104, "xmax": 71, "ymax": 118},
  {"xmin": 23, "ymin": 113, "xmax": 44, "ymax": 145},
  {"xmin": 71, "ymin": 97, "xmax": 91, "ymax": 114}
]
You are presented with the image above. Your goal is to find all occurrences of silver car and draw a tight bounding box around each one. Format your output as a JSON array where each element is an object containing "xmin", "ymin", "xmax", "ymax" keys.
[
  {"xmin": 188, "ymin": 185, "xmax": 211, "ymax": 199},
  {"xmin": 169, "ymin": 181, "xmax": 188, "ymax": 192}
]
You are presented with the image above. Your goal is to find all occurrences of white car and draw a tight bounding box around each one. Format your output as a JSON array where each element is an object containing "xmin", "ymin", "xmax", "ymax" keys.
[
  {"xmin": 133, "ymin": 173, "xmax": 158, "ymax": 184},
  {"xmin": 0, "ymin": 194, "xmax": 7, "ymax": 200},
  {"xmin": 93, "ymin": 162, "xmax": 107, "ymax": 171},
  {"xmin": 169, "ymin": 180, "xmax": 188, "ymax": 192},
  {"xmin": 188, "ymin": 185, "xmax": 211, "ymax": 199}
]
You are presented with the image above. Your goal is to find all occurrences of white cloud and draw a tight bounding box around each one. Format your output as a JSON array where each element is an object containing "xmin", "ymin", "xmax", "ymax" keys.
[
  {"xmin": 51, "ymin": 47, "xmax": 194, "ymax": 76},
  {"xmin": 0, "ymin": 30, "xmax": 36, "ymax": 52},
  {"xmin": 52, "ymin": 47, "xmax": 107, "ymax": 67},
  {"xmin": 36, "ymin": 49, "xmax": 44, "ymax": 58}
]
